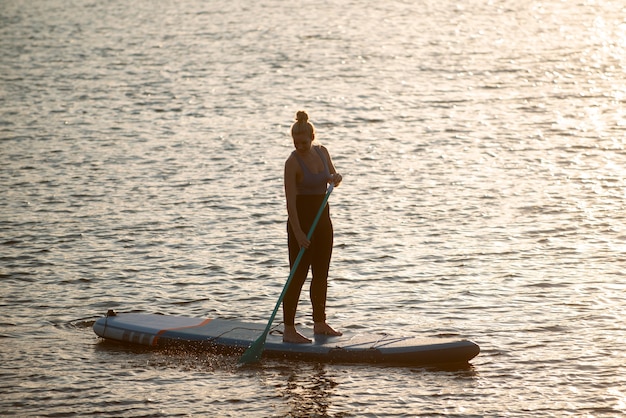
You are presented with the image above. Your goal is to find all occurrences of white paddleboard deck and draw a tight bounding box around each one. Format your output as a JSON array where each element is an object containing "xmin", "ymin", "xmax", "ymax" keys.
[{"xmin": 93, "ymin": 311, "xmax": 479, "ymax": 365}]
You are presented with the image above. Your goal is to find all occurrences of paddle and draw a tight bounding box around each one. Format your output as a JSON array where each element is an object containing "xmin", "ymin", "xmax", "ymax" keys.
[{"xmin": 238, "ymin": 183, "xmax": 334, "ymax": 364}]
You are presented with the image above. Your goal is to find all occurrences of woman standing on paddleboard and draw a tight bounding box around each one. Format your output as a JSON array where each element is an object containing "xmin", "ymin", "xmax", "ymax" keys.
[{"xmin": 283, "ymin": 110, "xmax": 343, "ymax": 344}]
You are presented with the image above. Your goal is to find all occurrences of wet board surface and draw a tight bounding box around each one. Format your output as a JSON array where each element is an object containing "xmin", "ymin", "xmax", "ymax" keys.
[{"xmin": 93, "ymin": 312, "xmax": 480, "ymax": 366}]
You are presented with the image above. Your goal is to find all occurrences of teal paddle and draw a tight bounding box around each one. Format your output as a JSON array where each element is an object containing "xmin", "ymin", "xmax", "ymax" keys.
[{"xmin": 238, "ymin": 183, "xmax": 334, "ymax": 364}]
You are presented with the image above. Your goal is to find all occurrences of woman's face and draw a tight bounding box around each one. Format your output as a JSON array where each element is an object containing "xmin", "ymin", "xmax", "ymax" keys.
[{"xmin": 292, "ymin": 133, "xmax": 313, "ymax": 154}]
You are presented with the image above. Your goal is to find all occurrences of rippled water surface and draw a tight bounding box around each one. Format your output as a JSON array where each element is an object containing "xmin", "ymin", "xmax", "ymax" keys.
[{"xmin": 2, "ymin": 0, "xmax": 626, "ymax": 416}]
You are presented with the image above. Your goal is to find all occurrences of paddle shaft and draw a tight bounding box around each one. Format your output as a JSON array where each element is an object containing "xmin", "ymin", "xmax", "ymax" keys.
[{"xmin": 239, "ymin": 183, "xmax": 334, "ymax": 364}]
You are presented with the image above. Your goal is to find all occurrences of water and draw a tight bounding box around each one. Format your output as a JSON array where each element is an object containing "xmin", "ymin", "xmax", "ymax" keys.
[{"xmin": 1, "ymin": 0, "xmax": 626, "ymax": 416}]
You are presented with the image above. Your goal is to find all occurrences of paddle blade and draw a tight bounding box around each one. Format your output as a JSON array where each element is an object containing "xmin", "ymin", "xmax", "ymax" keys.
[{"xmin": 238, "ymin": 331, "xmax": 268, "ymax": 365}]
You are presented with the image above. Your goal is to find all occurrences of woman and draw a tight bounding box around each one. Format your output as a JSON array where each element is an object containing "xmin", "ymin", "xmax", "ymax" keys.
[{"xmin": 283, "ymin": 110, "xmax": 343, "ymax": 344}]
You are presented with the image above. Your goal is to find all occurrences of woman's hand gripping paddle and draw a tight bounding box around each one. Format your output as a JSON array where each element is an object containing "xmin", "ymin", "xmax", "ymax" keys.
[{"xmin": 238, "ymin": 183, "xmax": 334, "ymax": 365}]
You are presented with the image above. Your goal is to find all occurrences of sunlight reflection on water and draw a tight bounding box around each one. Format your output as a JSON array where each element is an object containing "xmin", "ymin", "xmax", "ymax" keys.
[{"xmin": 1, "ymin": 0, "xmax": 626, "ymax": 416}]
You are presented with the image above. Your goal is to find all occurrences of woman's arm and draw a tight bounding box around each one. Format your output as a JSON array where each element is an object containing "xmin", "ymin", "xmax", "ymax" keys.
[
  {"xmin": 321, "ymin": 145, "xmax": 342, "ymax": 186},
  {"xmin": 284, "ymin": 156, "xmax": 310, "ymax": 249}
]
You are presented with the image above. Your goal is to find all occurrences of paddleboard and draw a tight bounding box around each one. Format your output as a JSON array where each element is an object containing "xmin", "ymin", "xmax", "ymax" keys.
[{"xmin": 93, "ymin": 310, "xmax": 479, "ymax": 366}]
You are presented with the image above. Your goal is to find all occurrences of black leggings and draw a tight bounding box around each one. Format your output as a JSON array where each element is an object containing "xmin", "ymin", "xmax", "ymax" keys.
[{"xmin": 283, "ymin": 194, "xmax": 333, "ymax": 326}]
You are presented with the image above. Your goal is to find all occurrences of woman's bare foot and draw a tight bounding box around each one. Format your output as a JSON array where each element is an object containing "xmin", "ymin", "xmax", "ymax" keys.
[
  {"xmin": 314, "ymin": 322, "xmax": 343, "ymax": 336},
  {"xmin": 283, "ymin": 325, "xmax": 312, "ymax": 344}
]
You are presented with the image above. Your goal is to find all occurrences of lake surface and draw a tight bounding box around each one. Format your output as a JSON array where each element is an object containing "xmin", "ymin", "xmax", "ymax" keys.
[{"xmin": 1, "ymin": 0, "xmax": 626, "ymax": 416}]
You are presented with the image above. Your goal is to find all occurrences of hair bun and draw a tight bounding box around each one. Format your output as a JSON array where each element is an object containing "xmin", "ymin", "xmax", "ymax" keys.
[{"xmin": 295, "ymin": 111, "xmax": 309, "ymax": 124}]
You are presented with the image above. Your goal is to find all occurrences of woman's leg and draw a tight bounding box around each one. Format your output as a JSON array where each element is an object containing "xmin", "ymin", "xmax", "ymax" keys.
[
  {"xmin": 310, "ymin": 217, "xmax": 341, "ymax": 336},
  {"xmin": 283, "ymin": 223, "xmax": 313, "ymax": 343},
  {"xmin": 311, "ymin": 249, "xmax": 341, "ymax": 336}
]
